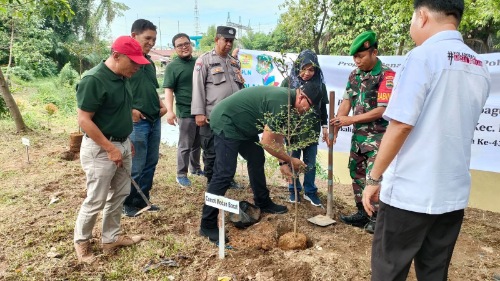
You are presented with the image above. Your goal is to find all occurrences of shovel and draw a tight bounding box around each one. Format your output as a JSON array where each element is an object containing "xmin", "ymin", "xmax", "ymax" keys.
[
  {"xmin": 123, "ymin": 167, "xmax": 152, "ymax": 216},
  {"xmin": 307, "ymin": 91, "xmax": 336, "ymax": 227}
]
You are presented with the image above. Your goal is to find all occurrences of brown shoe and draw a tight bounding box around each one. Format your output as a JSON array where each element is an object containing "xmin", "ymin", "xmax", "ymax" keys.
[
  {"xmin": 74, "ymin": 240, "xmax": 96, "ymax": 264},
  {"xmin": 102, "ymin": 235, "xmax": 142, "ymax": 254}
]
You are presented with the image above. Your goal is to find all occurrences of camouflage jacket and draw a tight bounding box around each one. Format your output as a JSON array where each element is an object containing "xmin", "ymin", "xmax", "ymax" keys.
[{"xmin": 344, "ymin": 59, "xmax": 395, "ymax": 153}]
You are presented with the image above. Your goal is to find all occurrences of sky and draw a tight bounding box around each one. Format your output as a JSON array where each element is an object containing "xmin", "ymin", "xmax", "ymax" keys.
[{"xmin": 108, "ymin": 0, "xmax": 286, "ymax": 49}]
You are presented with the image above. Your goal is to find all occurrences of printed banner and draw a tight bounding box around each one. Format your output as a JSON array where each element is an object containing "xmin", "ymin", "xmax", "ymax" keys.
[{"xmin": 239, "ymin": 49, "xmax": 500, "ymax": 173}]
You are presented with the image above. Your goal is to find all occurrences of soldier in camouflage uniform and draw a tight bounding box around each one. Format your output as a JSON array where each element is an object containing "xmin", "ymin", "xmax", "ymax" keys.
[{"xmin": 331, "ymin": 31, "xmax": 395, "ymax": 233}]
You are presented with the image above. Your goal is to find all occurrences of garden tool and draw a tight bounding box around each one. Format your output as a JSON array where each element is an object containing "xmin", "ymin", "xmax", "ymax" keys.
[
  {"xmin": 308, "ymin": 91, "xmax": 336, "ymax": 227},
  {"xmin": 123, "ymin": 167, "xmax": 152, "ymax": 216}
]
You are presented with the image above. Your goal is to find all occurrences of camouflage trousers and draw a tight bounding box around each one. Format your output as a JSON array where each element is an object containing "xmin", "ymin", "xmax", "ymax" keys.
[{"xmin": 348, "ymin": 148, "xmax": 378, "ymax": 204}]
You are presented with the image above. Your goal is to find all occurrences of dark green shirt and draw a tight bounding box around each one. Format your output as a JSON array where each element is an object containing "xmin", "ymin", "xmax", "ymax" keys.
[
  {"xmin": 210, "ymin": 86, "xmax": 296, "ymax": 141},
  {"xmin": 162, "ymin": 56, "xmax": 196, "ymax": 118},
  {"xmin": 76, "ymin": 61, "xmax": 133, "ymax": 138},
  {"xmin": 129, "ymin": 55, "xmax": 160, "ymax": 121}
]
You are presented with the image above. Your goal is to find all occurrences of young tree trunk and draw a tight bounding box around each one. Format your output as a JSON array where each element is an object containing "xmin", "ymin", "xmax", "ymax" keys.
[
  {"xmin": 0, "ymin": 68, "xmax": 28, "ymax": 132},
  {"xmin": 8, "ymin": 19, "xmax": 14, "ymax": 69},
  {"xmin": 397, "ymin": 39, "xmax": 405, "ymax": 56}
]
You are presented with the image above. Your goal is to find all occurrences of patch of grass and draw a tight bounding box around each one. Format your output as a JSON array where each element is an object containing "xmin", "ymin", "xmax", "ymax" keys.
[{"xmin": 0, "ymin": 190, "xmax": 23, "ymax": 205}]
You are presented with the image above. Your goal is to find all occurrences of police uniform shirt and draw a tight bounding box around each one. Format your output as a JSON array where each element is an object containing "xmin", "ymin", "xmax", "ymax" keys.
[{"xmin": 191, "ymin": 49, "xmax": 244, "ymax": 118}]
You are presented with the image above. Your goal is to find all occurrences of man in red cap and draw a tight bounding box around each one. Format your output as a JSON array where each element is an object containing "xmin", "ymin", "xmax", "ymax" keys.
[{"xmin": 73, "ymin": 36, "xmax": 150, "ymax": 264}]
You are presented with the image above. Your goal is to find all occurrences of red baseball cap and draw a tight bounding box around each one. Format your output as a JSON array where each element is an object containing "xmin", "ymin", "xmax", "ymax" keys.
[{"xmin": 111, "ymin": 36, "xmax": 150, "ymax": 65}]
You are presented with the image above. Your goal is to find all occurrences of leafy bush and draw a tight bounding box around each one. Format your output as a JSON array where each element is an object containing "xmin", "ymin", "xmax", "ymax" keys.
[
  {"xmin": 29, "ymin": 57, "xmax": 58, "ymax": 77},
  {"xmin": 21, "ymin": 111, "xmax": 42, "ymax": 130},
  {"xmin": 58, "ymin": 62, "xmax": 79, "ymax": 86},
  {"xmin": 30, "ymin": 79, "xmax": 76, "ymax": 114},
  {"xmin": 0, "ymin": 95, "xmax": 9, "ymax": 119},
  {"xmin": 8, "ymin": 67, "xmax": 34, "ymax": 82}
]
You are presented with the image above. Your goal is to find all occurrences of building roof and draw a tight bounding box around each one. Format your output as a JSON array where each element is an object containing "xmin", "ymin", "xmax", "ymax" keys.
[{"xmin": 149, "ymin": 49, "xmax": 174, "ymax": 62}]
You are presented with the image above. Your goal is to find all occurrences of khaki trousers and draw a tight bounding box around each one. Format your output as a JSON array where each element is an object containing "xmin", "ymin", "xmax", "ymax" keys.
[{"xmin": 74, "ymin": 136, "xmax": 132, "ymax": 243}]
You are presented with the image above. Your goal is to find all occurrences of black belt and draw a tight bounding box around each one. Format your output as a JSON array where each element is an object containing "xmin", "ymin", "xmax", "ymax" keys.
[
  {"xmin": 85, "ymin": 134, "xmax": 128, "ymax": 142},
  {"xmin": 106, "ymin": 135, "xmax": 128, "ymax": 142}
]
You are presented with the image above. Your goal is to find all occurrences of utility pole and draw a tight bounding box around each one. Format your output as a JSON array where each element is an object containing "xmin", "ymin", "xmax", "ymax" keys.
[
  {"xmin": 158, "ymin": 17, "xmax": 162, "ymax": 50},
  {"xmin": 194, "ymin": 0, "xmax": 200, "ymax": 35},
  {"xmin": 226, "ymin": 12, "xmax": 252, "ymax": 37}
]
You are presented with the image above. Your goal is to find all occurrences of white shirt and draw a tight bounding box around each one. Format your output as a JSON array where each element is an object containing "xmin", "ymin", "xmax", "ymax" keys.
[{"xmin": 380, "ymin": 30, "xmax": 491, "ymax": 214}]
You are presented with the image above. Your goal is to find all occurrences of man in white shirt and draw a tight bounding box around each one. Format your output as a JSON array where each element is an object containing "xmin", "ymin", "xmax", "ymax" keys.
[{"xmin": 362, "ymin": 0, "xmax": 491, "ymax": 280}]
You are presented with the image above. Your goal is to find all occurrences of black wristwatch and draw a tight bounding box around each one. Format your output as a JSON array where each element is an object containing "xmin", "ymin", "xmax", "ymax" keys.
[
  {"xmin": 279, "ymin": 161, "xmax": 289, "ymax": 166},
  {"xmin": 366, "ymin": 173, "xmax": 383, "ymax": 186}
]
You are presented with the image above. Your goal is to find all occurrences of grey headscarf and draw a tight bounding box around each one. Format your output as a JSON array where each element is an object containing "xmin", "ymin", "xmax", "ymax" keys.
[{"xmin": 288, "ymin": 49, "xmax": 325, "ymax": 89}]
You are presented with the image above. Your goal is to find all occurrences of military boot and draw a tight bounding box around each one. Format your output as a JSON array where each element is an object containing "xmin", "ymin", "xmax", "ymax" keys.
[{"xmin": 340, "ymin": 202, "xmax": 370, "ymax": 227}]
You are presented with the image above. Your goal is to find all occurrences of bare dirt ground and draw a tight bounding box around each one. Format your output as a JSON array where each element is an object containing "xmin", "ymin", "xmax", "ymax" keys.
[{"xmin": 0, "ymin": 127, "xmax": 499, "ymax": 280}]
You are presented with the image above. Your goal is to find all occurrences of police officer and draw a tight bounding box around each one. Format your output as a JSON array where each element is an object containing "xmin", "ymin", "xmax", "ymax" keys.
[
  {"xmin": 330, "ymin": 30, "xmax": 395, "ymax": 234},
  {"xmin": 191, "ymin": 26, "xmax": 244, "ymax": 186}
]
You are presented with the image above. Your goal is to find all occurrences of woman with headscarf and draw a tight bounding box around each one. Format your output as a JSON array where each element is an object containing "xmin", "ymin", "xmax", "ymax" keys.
[{"xmin": 280, "ymin": 49, "xmax": 329, "ymax": 207}]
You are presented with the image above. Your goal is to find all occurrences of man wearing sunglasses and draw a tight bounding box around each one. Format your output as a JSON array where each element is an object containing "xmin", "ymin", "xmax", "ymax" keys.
[
  {"xmin": 199, "ymin": 82, "xmax": 322, "ymax": 243},
  {"xmin": 163, "ymin": 33, "xmax": 204, "ymax": 188}
]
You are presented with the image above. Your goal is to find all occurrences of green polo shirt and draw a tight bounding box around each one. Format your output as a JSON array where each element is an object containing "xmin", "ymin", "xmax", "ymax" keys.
[
  {"xmin": 76, "ymin": 61, "xmax": 133, "ymax": 138},
  {"xmin": 129, "ymin": 55, "xmax": 160, "ymax": 121},
  {"xmin": 210, "ymin": 86, "xmax": 296, "ymax": 141},
  {"xmin": 162, "ymin": 56, "xmax": 197, "ymax": 118}
]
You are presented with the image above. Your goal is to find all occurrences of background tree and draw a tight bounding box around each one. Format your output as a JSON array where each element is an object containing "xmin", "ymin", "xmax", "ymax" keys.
[
  {"xmin": 461, "ymin": 0, "xmax": 500, "ymax": 52},
  {"xmin": 66, "ymin": 40, "xmax": 107, "ymax": 77},
  {"xmin": 239, "ymin": 31, "xmax": 275, "ymax": 51},
  {"xmin": 197, "ymin": 25, "xmax": 217, "ymax": 53},
  {"xmin": 43, "ymin": 0, "xmax": 128, "ymax": 70},
  {"xmin": 87, "ymin": 0, "xmax": 129, "ymax": 42},
  {"xmin": 268, "ymin": 24, "xmax": 293, "ymax": 52},
  {"xmin": 12, "ymin": 15, "xmax": 59, "ymax": 77},
  {"xmin": 0, "ymin": 0, "xmax": 73, "ymax": 132},
  {"xmin": 277, "ymin": 0, "xmax": 499, "ymax": 55},
  {"xmin": 276, "ymin": 0, "xmax": 331, "ymax": 54}
]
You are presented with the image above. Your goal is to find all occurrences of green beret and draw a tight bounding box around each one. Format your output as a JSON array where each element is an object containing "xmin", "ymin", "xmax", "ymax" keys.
[{"xmin": 349, "ymin": 31, "xmax": 377, "ymax": 55}]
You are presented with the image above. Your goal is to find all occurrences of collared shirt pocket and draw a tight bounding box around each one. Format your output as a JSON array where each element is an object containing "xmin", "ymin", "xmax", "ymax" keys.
[{"xmin": 209, "ymin": 66, "xmax": 226, "ymax": 85}]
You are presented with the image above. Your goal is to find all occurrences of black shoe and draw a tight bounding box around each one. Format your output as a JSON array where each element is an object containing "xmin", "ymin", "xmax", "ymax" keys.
[
  {"xmin": 260, "ymin": 202, "xmax": 288, "ymax": 214},
  {"xmin": 340, "ymin": 203, "xmax": 369, "ymax": 227},
  {"xmin": 199, "ymin": 227, "xmax": 229, "ymax": 243},
  {"xmin": 364, "ymin": 219, "xmax": 376, "ymax": 234},
  {"xmin": 229, "ymin": 179, "xmax": 244, "ymax": 189},
  {"xmin": 340, "ymin": 210, "xmax": 370, "ymax": 227},
  {"xmin": 364, "ymin": 212, "xmax": 377, "ymax": 234},
  {"xmin": 123, "ymin": 205, "xmax": 140, "ymax": 217}
]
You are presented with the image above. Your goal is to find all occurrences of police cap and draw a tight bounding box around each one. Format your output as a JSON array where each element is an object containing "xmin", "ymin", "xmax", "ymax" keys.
[{"xmin": 216, "ymin": 26, "xmax": 236, "ymax": 39}]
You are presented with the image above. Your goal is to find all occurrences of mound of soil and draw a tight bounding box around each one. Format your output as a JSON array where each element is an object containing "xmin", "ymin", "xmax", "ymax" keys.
[{"xmin": 278, "ymin": 232, "xmax": 307, "ymax": 250}]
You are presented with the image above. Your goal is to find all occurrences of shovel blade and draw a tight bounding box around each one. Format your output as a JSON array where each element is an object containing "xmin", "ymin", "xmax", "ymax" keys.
[
  {"xmin": 307, "ymin": 215, "xmax": 336, "ymax": 227},
  {"xmin": 134, "ymin": 206, "xmax": 151, "ymax": 217}
]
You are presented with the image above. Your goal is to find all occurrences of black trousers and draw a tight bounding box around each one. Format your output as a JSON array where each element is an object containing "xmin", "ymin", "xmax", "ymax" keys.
[
  {"xmin": 199, "ymin": 124, "xmax": 216, "ymax": 183},
  {"xmin": 371, "ymin": 201, "xmax": 464, "ymax": 281},
  {"xmin": 200, "ymin": 133, "xmax": 271, "ymax": 229}
]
